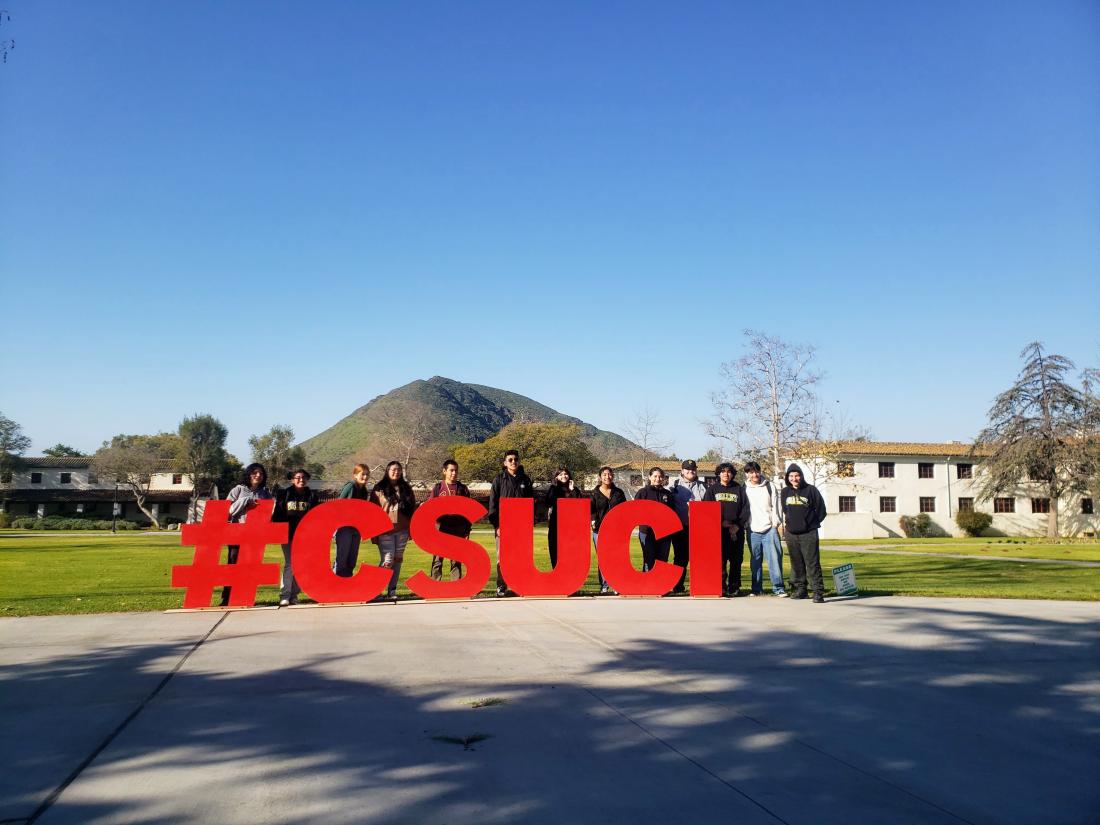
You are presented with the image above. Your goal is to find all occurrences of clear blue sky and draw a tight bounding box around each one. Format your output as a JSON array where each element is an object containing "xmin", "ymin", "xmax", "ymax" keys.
[{"xmin": 2, "ymin": 0, "xmax": 1098, "ymax": 462}]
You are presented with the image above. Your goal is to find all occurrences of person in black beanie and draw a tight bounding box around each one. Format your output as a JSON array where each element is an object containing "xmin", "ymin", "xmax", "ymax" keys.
[
  {"xmin": 703, "ymin": 462, "xmax": 750, "ymax": 596},
  {"xmin": 780, "ymin": 463, "xmax": 828, "ymax": 602}
]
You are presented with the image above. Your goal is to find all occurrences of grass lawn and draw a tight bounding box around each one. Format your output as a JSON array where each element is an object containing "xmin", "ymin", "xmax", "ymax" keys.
[
  {"xmin": 1, "ymin": 528, "xmax": 1098, "ymax": 616},
  {"xmin": 822, "ymin": 536, "xmax": 1100, "ymax": 562}
]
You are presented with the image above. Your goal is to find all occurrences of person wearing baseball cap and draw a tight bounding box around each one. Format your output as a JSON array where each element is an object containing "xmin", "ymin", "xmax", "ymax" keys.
[{"xmin": 668, "ymin": 459, "xmax": 707, "ymax": 593}]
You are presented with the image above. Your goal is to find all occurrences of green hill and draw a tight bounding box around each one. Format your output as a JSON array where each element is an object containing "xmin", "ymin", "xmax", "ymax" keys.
[{"xmin": 299, "ymin": 376, "xmax": 639, "ymax": 476}]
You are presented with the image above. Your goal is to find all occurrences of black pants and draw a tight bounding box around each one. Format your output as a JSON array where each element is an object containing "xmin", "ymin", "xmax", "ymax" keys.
[
  {"xmin": 219, "ymin": 545, "xmax": 240, "ymax": 606},
  {"xmin": 334, "ymin": 527, "xmax": 361, "ymax": 577},
  {"xmin": 720, "ymin": 528, "xmax": 745, "ymax": 593},
  {"xmin": 670, "ymin": 529, "xmax": 690, "ymax": 592},
  {"xmin": 786, "ymin": 529, "xmax": 823, "ymax": 595},
  {"xmin": 638, "ymin": 531, "xmax": 672, "ymax": 573}
]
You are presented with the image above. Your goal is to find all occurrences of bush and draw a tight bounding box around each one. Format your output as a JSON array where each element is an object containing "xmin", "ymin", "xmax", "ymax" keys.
[
  {"xmin": 899, "ymin": 513, "xmax": 933, "ymax": 538},
  {"xmin": 12, "ymin": 517, "xmax": 37, "ymax": 529},
  {"xmin": 956, "ymin": 509, "xmax": 993, "ymax": 537},
  {"xmin": 0, "ymin": 511, "xmax": 10, "ymax": 529}
]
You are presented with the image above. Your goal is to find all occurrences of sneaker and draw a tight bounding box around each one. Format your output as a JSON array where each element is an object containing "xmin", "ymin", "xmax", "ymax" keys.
[
  {"xmin": 600, "ymin": 584, "xmax": 610, "ymax": 595},
  {"xmin": 748, "ymin": 591, "xmax": 761, "ymax": 597},
  {"xmin": 279, "ymin": 598, "xmax": 290, "ymax": 607},
  {"xmin": 791, "ymin": 591, "xmax": 807, "ymax": 600},
  {"xmin": 730, "ymin": 588, "xmax": 742, "ymax": 598},
  {"xmin": 813, "ymin": 593, "xmax": 825, "ymax": 604},
  {"xmin": 496, "ymin": 586, "xmax": 508, "ymax": 597},
  {"xmin": 775, "ymin": 591, "xmax": 789, "ymax": 598}
]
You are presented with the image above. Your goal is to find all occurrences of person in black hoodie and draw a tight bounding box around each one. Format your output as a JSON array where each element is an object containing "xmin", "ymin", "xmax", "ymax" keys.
[
  {"xmin": 590, "ymin": 466, "xmax": 627, "ymax": 594},
  {"xmin": 487, "ymin": 449, "xmax": 535, "ymax": 596},
  {"xmin": 273, "ymin": 468, "xmax": 320, "ymax": 606},
  {"xmin": 780, "ymin": 463, "xmax": 828, "ymax": 602},
  {"xmin": 545, "ymin": 467, "xmax": 584, "ymax": 568},
  {"xmin": 633, "ymin": 467, "xmax": 678, "ymax": 578},
  {"xmin": 703, "ymin": 462, "xmax": 750, "ymax": 597}
]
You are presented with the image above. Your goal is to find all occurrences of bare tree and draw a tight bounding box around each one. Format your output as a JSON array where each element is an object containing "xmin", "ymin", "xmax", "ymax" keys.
[
  {"xmin": 623, "ymin": 406, "xmax": 671, "ymax": 476},
  {"xmin": 973, "ymin": 342, "xmax": 1098, "ymax": 539},
  {"xmin": 706, "ymin": 330, "xmax": 822, "ymax": 483},
  {"xmin": 372, "ymin": 406, "xmax": 433, "ymax": 481},
  {"xmin": 92, "ymin": 434, "xmax": 180, "ymax": 528},
  {"xmin": 799, "ymin": 401, "xmax": 874, "ymax": 487}
]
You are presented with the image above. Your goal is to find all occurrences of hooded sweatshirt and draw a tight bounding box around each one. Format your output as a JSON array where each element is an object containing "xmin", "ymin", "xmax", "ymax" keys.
[
  {"xmin": 780, "ymin": 463, "xmax": 827, "ymax": 535},
  {"xmin": 669, "ymin": 476, "xmax": 709, "ymax": 526},
  {"xmin": 703, "ymin": 481, "xmax": 749, "ymax": 530},
  {"xmin": 487, "ymin": 465, "xmax": 535, "ymax": 528},
  {"xmin": 743, "ymin": 477, "xmax": 780, "ymax": 533}
]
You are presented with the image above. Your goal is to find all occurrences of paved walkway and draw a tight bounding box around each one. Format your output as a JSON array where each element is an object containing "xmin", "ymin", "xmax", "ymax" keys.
[
  {"xmin": 2, "ymin": 596, "xmax": 1098, "ymax": 824},
  {"xmin": 827, "ymin": 545, "xmax": 1100, "ymax": 567}
]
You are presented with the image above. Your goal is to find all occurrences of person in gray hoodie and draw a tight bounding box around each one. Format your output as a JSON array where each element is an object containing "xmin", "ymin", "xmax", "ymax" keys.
[
  {"xmin": 743, "ymin": 461, "xmax": 787, "ymax": 597},
  {"xmin": 780, "ymin": 463, "xmax": 827, "ymax": 602},
  {"xmin": 668, "ymin": 459, "xmax": 708, "ymax": 593}
]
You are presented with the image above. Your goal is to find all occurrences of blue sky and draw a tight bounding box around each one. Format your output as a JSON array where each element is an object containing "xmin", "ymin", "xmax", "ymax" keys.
[{"xmin": 2, "ymin": 0, "xmax": 1098, "ymax": 462}]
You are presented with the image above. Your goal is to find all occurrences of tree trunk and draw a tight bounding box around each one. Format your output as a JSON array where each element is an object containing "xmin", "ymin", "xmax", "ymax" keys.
[
  {"xmin": 1048, "ymin": 489, "xmax": 1058, "ymax": 540},
  {"xmin": 135, "ymin": 494, "xmax": 161, "ymax": 529}
]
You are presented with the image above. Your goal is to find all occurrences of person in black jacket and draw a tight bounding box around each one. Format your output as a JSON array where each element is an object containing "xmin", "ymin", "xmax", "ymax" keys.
[
  {"xmin": 780, "ymin": 463, "xmax": 828, "ymax": 602},
  {"xmin": 273, "ymin": 468, "xmax": 320, "ymax": 606},
  {"xmin": 703, "ymin": 462, "xmax": 750, "ymax": 597},
  {"xmin": 633, "ymin": 467, "xmax": 678, "ymax": 577},
  {"xmin": 590, "ymin": 465, "xmax": 626, "ymax": 594},
  {"xmin": 545, "ymin": 467, "xmax": 584, "ymax": 568},
  {"xmin": 487, "ymin": 449, "xmax": 535, "ymax": 596}
]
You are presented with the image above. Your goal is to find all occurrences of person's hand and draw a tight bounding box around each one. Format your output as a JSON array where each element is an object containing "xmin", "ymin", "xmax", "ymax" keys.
[{"xmin": 567, "ymin": 480, "xmax": 575, "ymax": 491}]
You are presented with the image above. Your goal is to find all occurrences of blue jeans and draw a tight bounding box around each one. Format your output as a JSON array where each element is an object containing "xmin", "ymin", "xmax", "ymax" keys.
[
  {"xmin": 377, "ymin": 531, "xmax": 409, "ymax": 596},
  {"xmin": 749, "ymin": 527, "xmax": 786, "ymax": 594}
]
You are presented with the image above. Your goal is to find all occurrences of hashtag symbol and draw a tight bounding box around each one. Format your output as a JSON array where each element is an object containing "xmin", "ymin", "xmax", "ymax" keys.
[{"xmin": 172, "ymin": 500, "xmax": 286, "ymax": 608}]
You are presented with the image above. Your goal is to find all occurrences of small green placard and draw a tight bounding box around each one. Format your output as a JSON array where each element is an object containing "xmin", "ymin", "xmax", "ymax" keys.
[{"xmin": 831, "ymin": 563, "xmax": 858, "ymax": 597}]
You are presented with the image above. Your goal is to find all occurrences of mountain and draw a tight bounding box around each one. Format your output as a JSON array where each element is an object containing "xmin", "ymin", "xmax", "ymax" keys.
[{"xmin": 299, "ymin": 376, "xmax": 640, "ymax": 475}]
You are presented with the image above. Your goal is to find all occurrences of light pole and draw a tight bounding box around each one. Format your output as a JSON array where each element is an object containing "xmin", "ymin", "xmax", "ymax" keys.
[{"xmin": 112, "ymin": 481, "xmax": 118, "ymax": 534}]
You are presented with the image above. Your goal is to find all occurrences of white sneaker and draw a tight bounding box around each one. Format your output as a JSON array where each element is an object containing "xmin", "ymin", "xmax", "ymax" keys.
[
  {"xmin": 279, "ymin": 599, "xmax": 290, "ymax": 607},
  {"xmin": 775, "ymin": 591, "xmax": 790, "ymax": 598}
]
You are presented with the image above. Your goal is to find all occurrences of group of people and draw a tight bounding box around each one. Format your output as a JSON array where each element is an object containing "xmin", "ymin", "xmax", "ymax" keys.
[{"xmin": 218, "ymin": 450, "xmax": 828, "ymax": 607}]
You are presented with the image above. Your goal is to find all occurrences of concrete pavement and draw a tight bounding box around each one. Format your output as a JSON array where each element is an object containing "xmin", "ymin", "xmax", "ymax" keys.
[{"xmin": 1, "ymin": 596, "xmax": 1098, "ymax": 824}]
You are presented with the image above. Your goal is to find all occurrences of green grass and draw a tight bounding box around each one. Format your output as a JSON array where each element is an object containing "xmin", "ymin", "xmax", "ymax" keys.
[
  {"xmin": 1, "ymin": 529, "xmax": 1098, "ymax": 617},
  {"xmin": 821, "ymin": 536, "xmax": 1100, "ymax": 562}
]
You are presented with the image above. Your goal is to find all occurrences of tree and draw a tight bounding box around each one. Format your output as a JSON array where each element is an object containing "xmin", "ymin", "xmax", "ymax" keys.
[
  {"xmin": 177, "ymin": 415, "xmax": 230, "ymax": 521},
  {"xmin": 92, "ymin": 433, "xmax": 181, "ymax": 528},
  {"xmin": 370, "ymin": 406, "xmax": 434, "ymax": 481},
  {"xmin": 453, "ymin": 422, "xmax": 601, "ymax": 483},
  {"xmin": 0, "ymin": 412, "xmax": 31, "ymax": 476},
  {"xmin": 622, "ymin": 406, "xmax": 672, "ymax": 475},
  {"xmin": 248, "ymin": 424, "xmax": 323, "ymax": 488},
  {"xmin": 973, "ymin": 342, "xmax": 1098, "ymax": 539},
  {"xmin": 43, "ymin": 443, "xmax": 86, "ymax": 457},
  {"xmin": 706, "ymin": 330, "xmax": 823, "ymax": 483}
]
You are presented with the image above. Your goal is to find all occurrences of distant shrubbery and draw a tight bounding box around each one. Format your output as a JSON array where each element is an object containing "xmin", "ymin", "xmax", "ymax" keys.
[
  {"xmin": 955, "ymin": 509, "xmax": 993, "ymax": 537},
  {"xmin": 8, "ymin": 516, "xmax": 140, "ymax": 530},
  {"xmin": 899, "ymin": 513, "xmax": 933, "ymax": 538}
]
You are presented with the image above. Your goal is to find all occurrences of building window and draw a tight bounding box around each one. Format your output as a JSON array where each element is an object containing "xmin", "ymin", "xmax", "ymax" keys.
[
  {"xmin": 919, "ymin": 497, "xmax": 936, "ymax": 513},
  {"xmin": 1082, "ymin": 498, "xmax": 1095, "ymax": 515},
  {"xmin": 879, "ymin": 496, "xmax": 896, "ymax": 513},
  {"xmin": 172, "ymin": 474, "xmax": 183, "ymax": 485},
  {"xmin": 958, "ymin": 497, "xmax": 974, "ymax": 512},
  {"xmin": 994, "ymin": 497, "xmax": 1015, "ymax": 513},
  {"xmin": 31, "ymin": 472, "xmax": 43, "ymax": 484},
  {"xmin": 918, "ymin": 463, "xmax": 934, "ymax": 479},
  {"xmin": 1031, "ymin": 498, "xmax": 1050, "ymax": 514},
  {"xmin": 839, "ymin": 496, "xmax": 856, "ymax": 512},
  {"xmin": 60, "ymin": 472, "xmax": 72, "ymax": 484},
  {"xmin": 878, "ymin": 462, "xmax": 895, "ymax": 478},
  {"xmin": 957, "ymin": 463, "xmax": 972, "ymax": 479},
  {"xmin": 88, "ymin": 472, "xmax": 98, "ymax": 484},
  {"xmin": 836, "ymin": 461, "xmax": 855, "ymax": 478}
]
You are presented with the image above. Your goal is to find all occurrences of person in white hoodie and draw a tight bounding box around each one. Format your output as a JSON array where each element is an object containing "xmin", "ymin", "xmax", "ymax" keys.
[{"xmin": 742, "ymin": 461, "xmax": 788, "ymax": 597}]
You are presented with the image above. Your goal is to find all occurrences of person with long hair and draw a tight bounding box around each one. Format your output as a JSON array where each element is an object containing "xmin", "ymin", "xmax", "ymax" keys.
[
  {"xmin": 334, "ymin": 463, "xmax": 371, "ymax": 577},
  {"xmin": 372, "ymin": 460, "xmax": 417, "ymax": 599},
  {"xmin": 633, "ymin": 467, "xmax": 677, "ymax": 576},
  {"xmin": 427, "ymin": 459, "xmax": 473, "ymax": 581},
  {"xmin": 220, "ymin": 462, "xmax": 273, "ymax": 606},
  {"xmin": 545, "ymin": 467, "xmax": 583, "ymax": 569},
  {"xmin": 590, "ymin": 465, "xmax": 626, "ymax": 594}
]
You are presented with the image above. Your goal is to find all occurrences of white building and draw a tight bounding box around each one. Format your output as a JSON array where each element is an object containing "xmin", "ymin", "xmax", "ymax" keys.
[
  {"xmin": 786, "ymin": 442, "xmax": 1098, "ymax": 539},
  {"xmin": 0, "ymin": 457, "xmax": 194, "ymax": 524}
]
